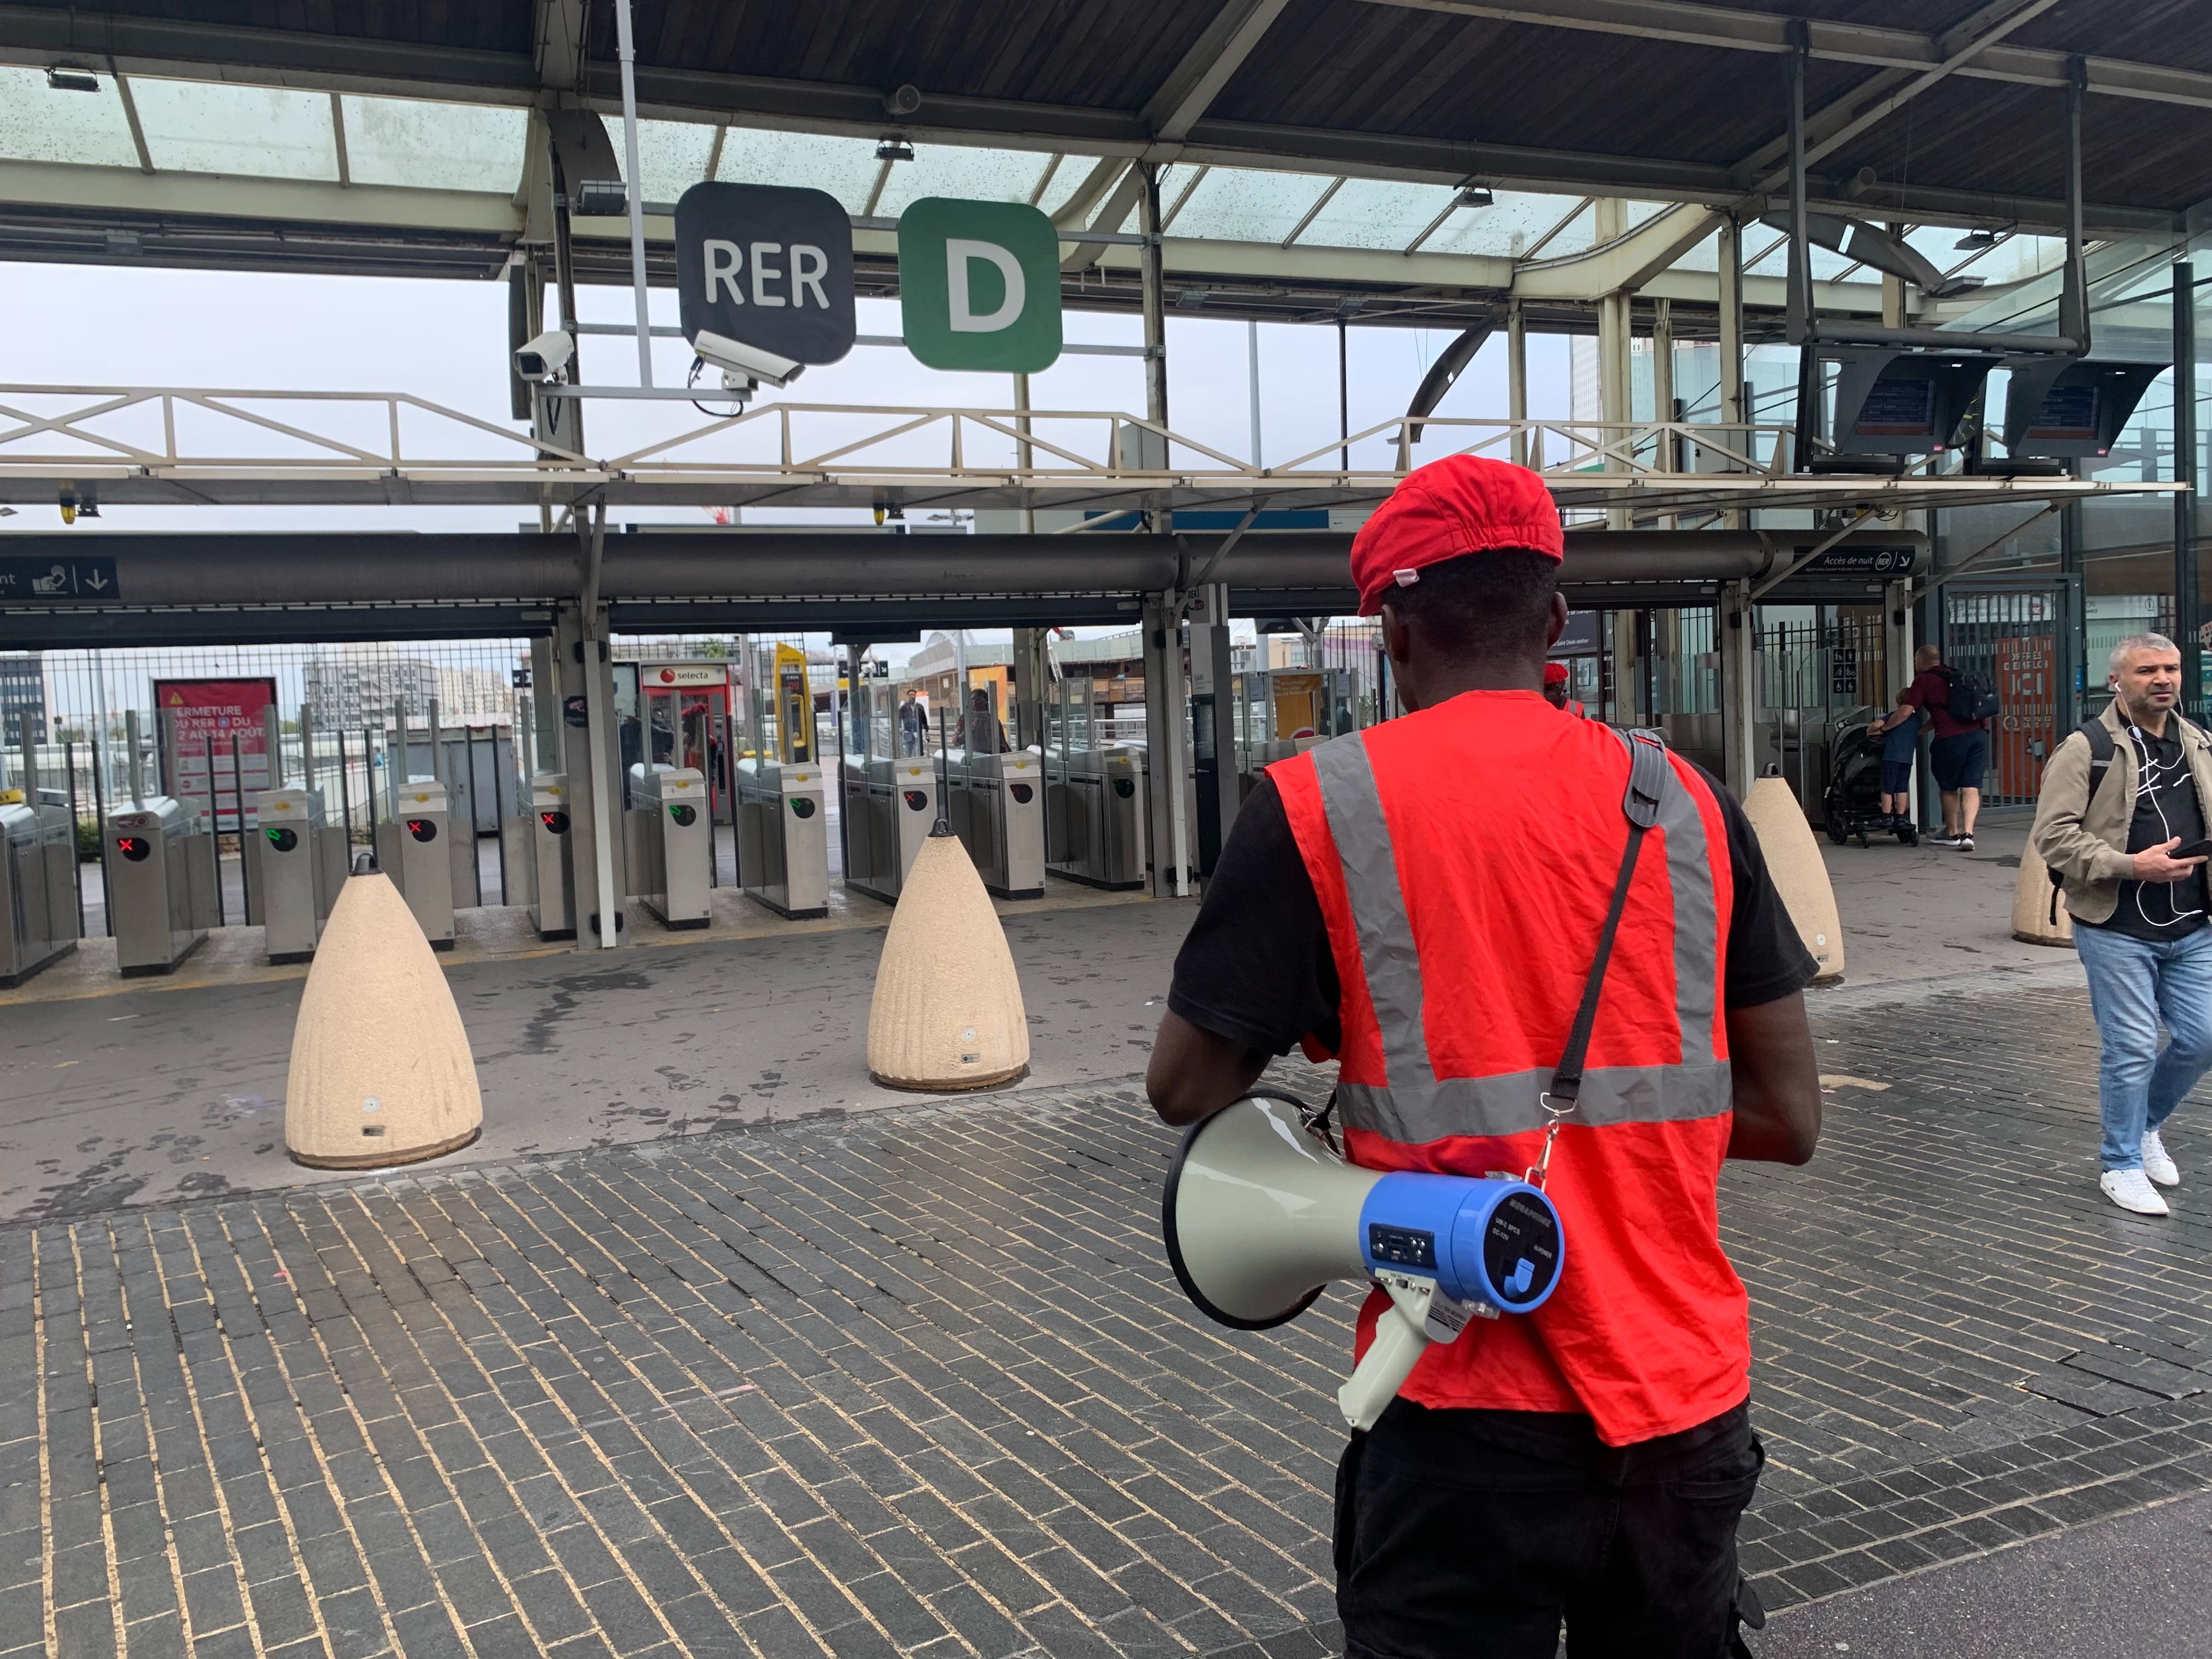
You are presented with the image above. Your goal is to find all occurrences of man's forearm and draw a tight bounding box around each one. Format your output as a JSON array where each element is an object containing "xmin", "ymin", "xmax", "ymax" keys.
[{"xmin": 1724, "ymin": 993, "xmax": 1821, "ymax": 1164}]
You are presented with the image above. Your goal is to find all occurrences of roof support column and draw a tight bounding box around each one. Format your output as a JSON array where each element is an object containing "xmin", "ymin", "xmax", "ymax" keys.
[
  {"xmin": 2177, "ymin": 259, "xmax": 2202, "ymax": 720},
  {"xmin": 1716, "ymin": 215, "xmax": 1746, "ymax": 528},
  {"xmin": 1507, "ymin": 297, "xmax": 1528, "ymax": 466},
  {"xmin": 1652, "ymin": 297, "xmax": 1674, "ymax": 529},
  {"xmin": 1142, "ymin": 594, "xmax": 1190, "ymax": 899},
  {"xmin": 1596, "ymin": 212, "xmax": 1632, "ymax": 531},
  {"xmin": 1721, "ymin": 581, "xmax": 1758, "ymax": 798},
  {"xmin": 1139, "ymin": 161, "xmax": 1170, "ymax": 450}
]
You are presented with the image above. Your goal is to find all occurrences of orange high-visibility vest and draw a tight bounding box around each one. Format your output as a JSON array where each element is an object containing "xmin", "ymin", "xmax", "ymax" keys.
[{"xmin": 1272, "ymin": 690, "xmax": 1742, "ymax": 1446}]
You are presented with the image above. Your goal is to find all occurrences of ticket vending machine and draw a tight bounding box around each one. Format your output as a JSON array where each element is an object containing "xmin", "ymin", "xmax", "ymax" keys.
[
  {"xmin": 528, "ymin": 774, "xmax": 575, "ymax": 939},
  {"xmin": 246, "ymin": 788, "xmax": 328, "ymax": 963},
  {"xmin": 628, "ymin": 764, "xmax": 711, "ymax": 928},
  {"xmin": 107, "ymin": 798, "xmax": 212, "ymax": 974},
  {"xmin": 951, "ymin": 751, "xmax": 1046, "ymax": 899},
  {"xmin": 0, "ymin": 787, "xmax": 76, "ymax": 988},
  {"xmin": 375, "ymin": 780, "xmax": 455, "ymax": 948},
  {"xmin": 738, "ymin": 758, "xmax": 828, "ymax": 919}
]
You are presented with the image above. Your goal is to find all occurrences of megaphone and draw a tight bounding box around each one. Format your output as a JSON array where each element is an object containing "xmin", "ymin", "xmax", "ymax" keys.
[{"xmin": 1163, "ymin": 1093, "xmax": 1563, "ymax": 1431}]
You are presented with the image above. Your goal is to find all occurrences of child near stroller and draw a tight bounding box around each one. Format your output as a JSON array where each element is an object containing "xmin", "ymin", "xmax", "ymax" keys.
[{"xmin": 1823, "ymin": 705, "xmax": 1920, "ymax": 846}]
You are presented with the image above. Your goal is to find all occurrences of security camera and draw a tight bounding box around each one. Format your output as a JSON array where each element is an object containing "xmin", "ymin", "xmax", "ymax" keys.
[
  {"xmin": 691, "ymin": 331, "xmax": 804, "ymax": 390},
  {"xmin": 514, "ymin": 329, "xmax": 574, "ymax": 383}
]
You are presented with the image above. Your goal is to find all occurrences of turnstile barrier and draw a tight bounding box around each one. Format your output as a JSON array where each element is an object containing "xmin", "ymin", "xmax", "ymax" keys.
[
  {"xmin": 245, "ymin": 787, "xmax": 329, "ymax": 963},
  {"xmin": 949, "ymin": 749, "xmax": 1045, "ymax": 900},
  {"xmin": 628, "ymin": 764, "xmax": 711, "ymax": 928},
  {"xmin": 526, "ymin": 773, "xmax": 575, "ymax": 939},
  {"xmin": 1047, "ymin": 746, "xmax": 1148, "ymax": 890},
  {"xmin": 0, "ymin": 791, "xmax": 76, "ymax": 987},
  {"xmin": 374, "ymin": 779, "xmax": 455, "ymax": 948},
  {"xmin": 738, "ymin": 759, "xmax": 828, "ymax": 919},
  {"xmin": 843, "ymin": 754, "xmax": 938, "ymax": 905},
  {"xmin": 106, "ymin": 796, "xmax": 211, "ymax": 975}
]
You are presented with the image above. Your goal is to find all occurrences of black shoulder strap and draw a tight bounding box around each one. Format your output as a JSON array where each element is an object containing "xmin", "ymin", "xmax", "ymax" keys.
[
  {"xmin": 2081, "ymin": 718, "xmax": 2115, "ymax": 803},
  {"xmin": 1549, "ymin": 729, "xmax": 1668, "ymax": 1107}
]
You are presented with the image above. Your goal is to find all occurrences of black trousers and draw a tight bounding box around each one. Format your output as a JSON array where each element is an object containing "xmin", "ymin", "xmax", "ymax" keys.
[{"xmin": 1335, "ymin": 1398, "xmax": 1762, "ymax": 1659}]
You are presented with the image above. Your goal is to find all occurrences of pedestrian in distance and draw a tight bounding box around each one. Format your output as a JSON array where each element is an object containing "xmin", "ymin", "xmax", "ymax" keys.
[
  {"xmin": 898, "ymin": 692, "xmax": 926, "ymax": 758},
  {"xmin": 1149, "ymin": 454, "xmax": 1822, "ymax": 1659},
  {"xmin": 1894, "ymin": 642, "xmax": 1997, "ymax": 850},
  {"xmin": 1542, "ymin": 659, "xmax": 1587, "ymax": 718},
  {"xmin": 1866, "ymin": 689, "xmax": 1926, "ymax": 832},
  {"xmin": 2032, "ymin": 632, "xmax": 2212, "ymax": 1217}
]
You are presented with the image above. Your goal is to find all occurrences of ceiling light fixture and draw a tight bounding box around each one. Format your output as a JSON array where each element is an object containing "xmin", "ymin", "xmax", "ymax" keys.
[
  {"xmin": 1954, "ymin": 228, "xmax": 2001, "ymax": 251},
  {"xmin": 1456, "ymin": 187, "xmax": 1495, "ymax": 210},
  {"xmin": 876, "ymin": 138, "xmax": 915, "ymax": 162},
  {"xmin": 46, "ymin": 65, "xmax": 100, "ymax": 93}
]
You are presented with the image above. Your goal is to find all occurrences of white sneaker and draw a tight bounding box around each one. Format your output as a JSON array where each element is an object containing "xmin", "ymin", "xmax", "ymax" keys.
[
  {"xmin": 2142, "ymin": 1130, "xmax": 2181, "ymax": 1187},
  {"xmin": 2101, "ymin": 1169, "xmax": 2171, "ymax": 1216}
]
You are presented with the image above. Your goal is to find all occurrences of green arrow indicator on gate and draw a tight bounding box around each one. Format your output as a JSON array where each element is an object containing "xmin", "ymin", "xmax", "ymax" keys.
[{"xmin": 897, "ymin": 198, "xmax": 1062, "ymax": 374}]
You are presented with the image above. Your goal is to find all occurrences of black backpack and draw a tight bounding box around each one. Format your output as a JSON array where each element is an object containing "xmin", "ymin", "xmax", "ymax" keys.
[
  {"xmin": 1942, "ymin": 664, "xmax": 2001, "ymax": 724},
  {"xmin": 2046, "ymin": 720, "xmax": 2117, "ymax": 923}
]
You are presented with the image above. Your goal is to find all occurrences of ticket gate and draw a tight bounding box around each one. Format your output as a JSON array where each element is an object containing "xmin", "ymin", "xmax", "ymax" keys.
[
  {"xmin": 628, "ymin": 764, "xmax": 711, "ymax": 929},
  {"xmin": 737, "ymin": 758, "xmax": 828, "ymax": 919},
  {"xmin": 1047, "ymin": 746, "xmax": 1148, "ymax": 890},
  {"xmin": 842, "ymin": 754, "xmax": 938, "ymax": 905},
  {"xmin": 527, "ymin": 773, "xmax": 575, "ymax": 939},
  {"xmin": 244, "ymin": 787, "xmax": 330, "ymax": 963},
  {"xmin": 949, "ymin": 750, "xmax": 1045, "ymax": 900},
  {"xmin": 374, "ymin": 779, "xmax": 455, "ymax": 948},
  {"xmin": 0, "ymin": 789, "xmax": 76, "ymax": 987},
  {"xmin": 106, "ymin": 797, "xmax": 212, "ymax": 975}
]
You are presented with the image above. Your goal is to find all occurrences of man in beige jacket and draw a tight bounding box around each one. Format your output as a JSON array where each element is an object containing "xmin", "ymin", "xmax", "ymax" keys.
[{"xmin": 2031, "ymin": 632, "xmax": 2212, "ymax": 1216}]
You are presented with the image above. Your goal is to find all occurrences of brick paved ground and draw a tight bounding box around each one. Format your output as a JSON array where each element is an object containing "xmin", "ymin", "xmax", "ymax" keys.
[{"xmin": 12, "ymin": 975, "xmax": 2212, "ymax": 1658}]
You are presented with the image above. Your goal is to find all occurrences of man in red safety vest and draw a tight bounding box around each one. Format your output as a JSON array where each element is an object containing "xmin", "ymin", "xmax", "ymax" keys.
[
  {"xmin": 1543, "ymin": 659, "xmax": 1587, "ymax": 717},
  {"xmin": 1149, "ymin": 454, "xmax": 1822, "ymax": 1658}
]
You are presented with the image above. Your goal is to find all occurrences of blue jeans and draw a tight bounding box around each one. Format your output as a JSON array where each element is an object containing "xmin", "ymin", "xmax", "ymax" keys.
[{"xmin": 2074, "ymin": 922, "xmax": 2212, "ymax": 1170}]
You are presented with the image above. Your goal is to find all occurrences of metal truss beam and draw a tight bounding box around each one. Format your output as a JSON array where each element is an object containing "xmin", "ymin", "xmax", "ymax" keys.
[{"xmin": 1142, "ymin": 0, "xmax": 1293, "ymax": 142}]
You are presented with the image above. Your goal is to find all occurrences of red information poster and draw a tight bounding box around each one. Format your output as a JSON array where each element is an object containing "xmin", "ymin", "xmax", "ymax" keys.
[
  {"xmin": 1994, "ymin": 636, "xmax": 2053, "ymax": 803},
  {"xmin": 155, "ymin": 678, "xmax": 277, "ymax": 832}
]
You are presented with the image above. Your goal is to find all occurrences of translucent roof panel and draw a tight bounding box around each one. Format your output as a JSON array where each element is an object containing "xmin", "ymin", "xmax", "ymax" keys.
[
  {"xmin": 1036, "ymin": 156, "xmax": 1112, "ymax": 218},
  {"xmin": 1429, "ymin": 193, "xmax": 1590, "ymax": 260},
  {"xmin": 340, "ymin": 95, "xmax": 525, "ymax": 194},
  {"xmin": 0, "ymin": 66, "xmax": 142, "ymax": 168},
  {"xmin": 1294, "ymin": 179, "xmax": 1458, "ymax": 251},
  {"xmin": 632, "ymin": 118, "xmax": 717, "ymax": 204},
  {"xmin": 715, "ymin": 127, "xmax": 882, "ymax": 215},
  {"xmin": 1746, "ymin": 235, "xmax": 1859, "ymax": 281},
  {"xmin": 1168, "ymin": 168, "xmax": 1337, "ymax": 244},
  {"xmin": 874, "ymin": 145, "xmax": 1055, "ymax": 218},
  {"xmin": 130, "ymin": 78, "xmax": 336, "ymax": 180}
]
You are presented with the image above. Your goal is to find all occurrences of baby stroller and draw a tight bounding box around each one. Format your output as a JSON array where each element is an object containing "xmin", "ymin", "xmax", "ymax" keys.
[{"xmin": 1822, "ymin": 707, "xmax": 1917, "ymax": 847}]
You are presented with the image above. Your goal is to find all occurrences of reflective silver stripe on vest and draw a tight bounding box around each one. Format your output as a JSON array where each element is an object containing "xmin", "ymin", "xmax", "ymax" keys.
[
  {"xmin": 1308, "ymin": 726, "xmax": 1728, "ymax": 1143},
  {"xmin": 1311, "ymin": 732, "xmax": 1437, "ymax": 1089}
]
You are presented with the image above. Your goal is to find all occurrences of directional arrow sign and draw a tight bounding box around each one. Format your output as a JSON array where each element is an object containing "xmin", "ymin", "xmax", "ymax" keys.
[{"xmin": 0, "ymin": 556, "xmax": 121, "ymax": 602}]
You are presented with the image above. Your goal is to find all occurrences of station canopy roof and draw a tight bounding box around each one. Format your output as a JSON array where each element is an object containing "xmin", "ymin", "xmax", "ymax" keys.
[{"xmin": 0, "ymin": 0, "xmax": 2205, "ymax": 327}]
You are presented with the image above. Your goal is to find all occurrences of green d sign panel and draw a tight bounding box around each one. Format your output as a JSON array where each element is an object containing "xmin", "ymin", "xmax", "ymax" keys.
[{"xmin": 898, "ymin": 198, "xmax": 1062, "ymax": 373}]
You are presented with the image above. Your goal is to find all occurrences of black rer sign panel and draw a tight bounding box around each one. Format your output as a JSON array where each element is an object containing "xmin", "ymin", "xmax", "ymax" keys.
[{"xmin": 674, "ymin": 182, "xmax": 855, "ymax": 365}]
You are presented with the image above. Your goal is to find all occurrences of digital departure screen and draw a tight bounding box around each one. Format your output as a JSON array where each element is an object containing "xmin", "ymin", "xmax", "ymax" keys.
[{"xmin": 1855, "ymin": 379, "xmax": 1935, "ymax": 437}]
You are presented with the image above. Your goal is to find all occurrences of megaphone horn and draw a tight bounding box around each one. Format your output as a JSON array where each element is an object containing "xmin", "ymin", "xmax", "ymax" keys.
[{"xmin": 1161, "ymin": 1093, "xmax": 1565, "ymax": 1431}]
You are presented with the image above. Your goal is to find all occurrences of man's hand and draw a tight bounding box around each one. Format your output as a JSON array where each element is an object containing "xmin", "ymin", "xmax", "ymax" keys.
[
  {"xmin": 1147, "ymin": 1010, "xmax": 1271, "ymax": 1127},
  {"xmin": 1725, "ymin": 992, "xmax": 1821, "ymax": 1164},
  {"xmin": 2131, "ymin": 837, "xmax": 2207, "ymax": 883}
]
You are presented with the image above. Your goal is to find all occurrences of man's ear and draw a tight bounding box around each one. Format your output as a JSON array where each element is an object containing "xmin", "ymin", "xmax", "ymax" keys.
[
  {"xmin": 1544, "ymin": 590, "xmax": 1570, "ymax": 650},
  {"xmin": 1380, "ymin": 605, "xmax": 1412, "ymax": 665}
]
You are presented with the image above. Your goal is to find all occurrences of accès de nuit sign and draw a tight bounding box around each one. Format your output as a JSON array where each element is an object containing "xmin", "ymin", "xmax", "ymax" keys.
[{"xmin": 674, "ymin": 182, "xmax": 1064, "ymax": 376}]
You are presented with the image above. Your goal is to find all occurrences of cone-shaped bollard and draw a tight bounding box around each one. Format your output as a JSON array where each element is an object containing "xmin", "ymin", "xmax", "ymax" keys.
[
  {"xmin": 286, "ymin": 860, "xmax": 483, "ymax": 1169},
  {"xmin": 2012, "ymin": 839, "xmax": 2074, "ymax": 945},
  {"xmin": 868, "ymin": 828, "xmax": 1030, "ymax": 1092},
  {"xmin": 1744, "ymin": 776, "xmax": 1846, "ymax": 985}
]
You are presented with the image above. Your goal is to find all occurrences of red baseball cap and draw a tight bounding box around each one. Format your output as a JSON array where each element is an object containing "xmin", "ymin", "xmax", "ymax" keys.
[
  {"xmin": 1350, "ymin": 455, "xmax": 1563, "ymax": 616},
  {"xmin": 1543, "ymin": 662, "xmax": 1570, "ymax": 686}
]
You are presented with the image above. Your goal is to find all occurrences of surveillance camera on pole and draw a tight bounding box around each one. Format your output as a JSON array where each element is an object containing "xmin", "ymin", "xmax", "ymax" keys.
[
  {"xmin": 514, "ymin": 329, "xmax": 574, "ymax": 384},
  {"xmin": 691, "ymin": 330, "xmax": 805, "ymax": 397}
]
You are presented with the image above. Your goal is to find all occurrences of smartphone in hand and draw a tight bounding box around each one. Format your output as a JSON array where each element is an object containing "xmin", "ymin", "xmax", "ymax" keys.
[{"xmin": 2166, "ymin": 838, "xmax": 2212, "ymax": 862}]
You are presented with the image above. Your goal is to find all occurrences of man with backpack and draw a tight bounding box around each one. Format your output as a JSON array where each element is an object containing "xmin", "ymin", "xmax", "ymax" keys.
[
  {"xmin": 1894, "ymin": 644, "xmax": 1999, "ymax": 850},
  {"xmin": 2031, "ymin": 633, "xmax": 2212, "ymax": 1216}
]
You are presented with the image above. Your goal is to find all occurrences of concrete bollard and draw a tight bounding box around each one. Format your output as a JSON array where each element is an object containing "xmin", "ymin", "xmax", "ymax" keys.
[
  {"xmin": 285, "ymin": 862, "xmax": 483, "ymax": 1168},
  {"xmin": 2012, "ymin": 840, "xmax": 2074, "ymax": 945},
  {"xmin": 1744, "ymin": 776, "xmax": 1846, "ymax": 985},
  {"xmin": 868, "ymin": 828, "xmax": 1030, "ymax": 1092}
]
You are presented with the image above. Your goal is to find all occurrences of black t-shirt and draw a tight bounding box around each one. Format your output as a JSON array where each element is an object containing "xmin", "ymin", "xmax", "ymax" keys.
[
  {"xmin": 1169, "ymin": 766, "xmax": 1820, "ymax": 1058},
  {"xmin": 2080, "ymin": 724, "xmax": 2210, "ymax": 941}
]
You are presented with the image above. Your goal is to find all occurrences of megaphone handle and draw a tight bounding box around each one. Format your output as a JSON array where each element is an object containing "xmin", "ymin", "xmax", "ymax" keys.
[{"xmin": 1338, "ymin": 1285, "xmax": 1434, "ymax": 1433}]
